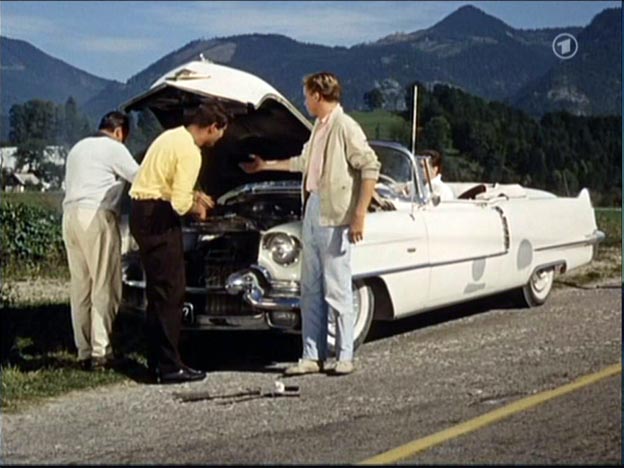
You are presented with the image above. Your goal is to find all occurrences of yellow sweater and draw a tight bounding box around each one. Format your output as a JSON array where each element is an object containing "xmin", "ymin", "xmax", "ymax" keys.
[{"xmin": 130, "ymin": 126, "xmax": 201, "ymax": 215}]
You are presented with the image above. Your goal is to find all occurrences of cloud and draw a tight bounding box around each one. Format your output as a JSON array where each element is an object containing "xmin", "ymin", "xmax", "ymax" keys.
[
  {"xmin": 0, "ymin": 13, "xmax": 62, "ymax": 38},
  {"xmin": 144, "ymin": 1, "xmax": 463, "ymax": 46}
]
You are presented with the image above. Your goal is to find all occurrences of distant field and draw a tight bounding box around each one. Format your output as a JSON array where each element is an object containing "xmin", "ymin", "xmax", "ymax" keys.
[{"xmin": 351, "ymin": 109, "xmax": 410, "ymax": 143}]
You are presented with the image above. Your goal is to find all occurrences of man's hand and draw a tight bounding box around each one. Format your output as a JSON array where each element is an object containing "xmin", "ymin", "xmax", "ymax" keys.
[
  {"xmin": 239, "ymin": 154, "xmax": 266, "ymax": 174},
  {"xmin": 194, "ymin": 191, "xmax": 215, "ymax": 210},
  {"xmin": 348, "ymin": 212, "xmax": 366, "ymax": 243},
  {"xmin": 193, "ymin": 202, "xmax": 208, "ymax": 222},
  {"xmin": 349, "ymin": 179, "xmax": 376, "ymax": 243}
]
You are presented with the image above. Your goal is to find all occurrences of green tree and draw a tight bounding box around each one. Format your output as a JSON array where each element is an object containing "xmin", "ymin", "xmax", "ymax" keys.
[
  {"xmin": 126, "ymin": 109, "xmax": 162, "ymax": 158},
  {"xmin": 363, "ymin": 88, "xmax": 384, "ymax": 111},
  {"xmin": 9, "ymin": 100, "xmax": 57, "ymax": 144},
  {"xmin": 10, "ymin": 100, "xmax": 57, "ymax": 173},
  {"xmin": 61, "ymin": 97, "xmax": 92, "ymax": 146},
  {"xmin": 419, "ymin": 115, "xmax": 453, "ymax": 154},
  {"xmin": 8, "ymin": 100, "xmax": 72, "ymax": 186}
]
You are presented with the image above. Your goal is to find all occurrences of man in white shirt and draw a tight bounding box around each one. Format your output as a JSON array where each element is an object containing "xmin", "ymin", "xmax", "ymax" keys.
[
  {"xmin": 422, "ymin": 149, "xmax": 454, "ymax": 201},
  {"xmin": 62, "ymin": 111, "xmax": 139, "ymax": 371}
]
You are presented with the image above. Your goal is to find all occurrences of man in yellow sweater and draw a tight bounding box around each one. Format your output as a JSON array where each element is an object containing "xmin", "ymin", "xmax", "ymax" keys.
[{"xmin": 129, "ymin": 103, "xmax": 228, "ymax": 384}]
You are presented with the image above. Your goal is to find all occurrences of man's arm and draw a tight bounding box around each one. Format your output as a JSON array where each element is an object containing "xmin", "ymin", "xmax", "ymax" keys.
[
  {"xmin": 239, "ymin": 155, "xmax": 291, "ymax": 173},
  {"xmin": 240, "ymin": 139, "xmax": 311, "ymax": 174},
  {"xmin": 340, "ymin": 120, "xmax": 381, "ymax": 243},
  {"xmin": 343, "ymin": 123, "xmax": 381, "ymax": 179},
  {"xmin": 171, "ymin": 150, "xmax": 202, "ymax": 216},
  {"xmin": 349, "ymin": 178, "xmax": 376, "ymax": 243},
  {"xmin": 112, "ymin": 146, "xmax": 140, "ymax": 183}
]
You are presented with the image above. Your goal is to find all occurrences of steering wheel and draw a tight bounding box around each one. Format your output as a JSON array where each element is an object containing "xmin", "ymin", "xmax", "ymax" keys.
[
  {"xmin": 377, "ymin": 173, "xmax": 399, "ymax": 187},
  {"xmin": 457, "ymin": 184, "xmax": 487, "ymax": 200}
]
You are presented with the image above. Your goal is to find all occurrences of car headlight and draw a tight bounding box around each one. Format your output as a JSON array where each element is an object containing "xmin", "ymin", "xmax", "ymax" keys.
[{"xmin": 263, "ymin": 233, "xmax": 301, "ymax": 266}]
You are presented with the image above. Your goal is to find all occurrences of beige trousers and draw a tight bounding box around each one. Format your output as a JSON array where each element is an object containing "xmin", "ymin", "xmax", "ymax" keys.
[{"xmin": 62, "ymin": 206, "xmax": 121, "ymax": 360}]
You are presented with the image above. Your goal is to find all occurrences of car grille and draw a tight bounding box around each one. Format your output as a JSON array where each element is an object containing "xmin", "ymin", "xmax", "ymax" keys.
[
  {"xmin": 204, "ymin": 292, "xmax": 254, "ymax": 316},
  {"xmin": 123, "ymin": 232, "xmax": 261, "ymax": 317},
  {"xmin": 204, "ymin": 264, "xmax": 247, "ymax": 289}
]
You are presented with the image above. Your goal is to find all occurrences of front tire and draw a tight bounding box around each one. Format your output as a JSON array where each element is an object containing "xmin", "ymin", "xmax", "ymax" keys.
[
  {"xmin": 515, "ymin": 267, "xmax": 555, "ymax": 307},
  {"xmin": 327, "ymin": 280, "xmax": 374, "ymax": 354}
]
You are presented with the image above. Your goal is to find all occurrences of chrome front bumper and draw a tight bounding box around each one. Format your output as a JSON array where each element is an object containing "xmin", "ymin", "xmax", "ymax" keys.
[
  {"xmin": 121, "ymin": 264, "xmax": 301, "ymax": 331},
  {"xmin": 226, "ymin": 265, "xmax": 300, "ymax": 311}
]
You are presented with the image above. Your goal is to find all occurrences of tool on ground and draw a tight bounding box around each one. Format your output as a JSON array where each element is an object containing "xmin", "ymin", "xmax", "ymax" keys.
[{"xmin": 174, "ymin": 380, "xmax": 300, "ymax": 404}]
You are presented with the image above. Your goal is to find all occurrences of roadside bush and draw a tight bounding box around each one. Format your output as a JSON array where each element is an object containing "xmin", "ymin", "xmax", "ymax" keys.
[{"xmin": 0, "ymin": 201, "xmax": 67, "ymax": 279}]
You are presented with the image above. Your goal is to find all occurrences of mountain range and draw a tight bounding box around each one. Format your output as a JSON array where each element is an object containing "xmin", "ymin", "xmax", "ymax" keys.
[{"xmin": 0, "ymin": 4, "xmax": 621, "ymax": 139}]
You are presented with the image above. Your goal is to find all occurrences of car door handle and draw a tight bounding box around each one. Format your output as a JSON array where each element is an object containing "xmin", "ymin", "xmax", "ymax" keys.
[{"xmin": 407, "ymin": 247, "xmax": 417, "ymax": 253}]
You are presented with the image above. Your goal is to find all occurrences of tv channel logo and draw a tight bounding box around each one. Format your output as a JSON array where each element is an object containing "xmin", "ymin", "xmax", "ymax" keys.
[{"xmin": 552, "ymin": 33, "xmax": 579, "ymax": 60}]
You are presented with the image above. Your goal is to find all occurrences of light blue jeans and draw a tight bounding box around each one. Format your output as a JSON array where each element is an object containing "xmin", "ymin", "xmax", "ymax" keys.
[{"xmin": 300, "ymin": 192, "xmax": 355, "ymax": 362}]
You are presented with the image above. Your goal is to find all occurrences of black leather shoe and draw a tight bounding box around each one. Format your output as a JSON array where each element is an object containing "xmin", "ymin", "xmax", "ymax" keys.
[
  {"xmin": 78, "ymin": 359, "xmax": 92, "ymax": 371},
  {"xmin": 157, "ymin": 367, "xmax": 206, "ymax": 384},
  {"xmin": 183, "ymin": 365, "xmax": 205, "ymax": 376},
  {"xmin": 91, "ymin": 356, "xmax": 115, "ymax": 371}
]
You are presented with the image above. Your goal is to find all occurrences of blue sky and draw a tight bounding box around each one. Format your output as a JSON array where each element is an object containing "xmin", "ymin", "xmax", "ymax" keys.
[{"xmin": 1, "ymin": 1, "xmax": 619, "ymax": 82}]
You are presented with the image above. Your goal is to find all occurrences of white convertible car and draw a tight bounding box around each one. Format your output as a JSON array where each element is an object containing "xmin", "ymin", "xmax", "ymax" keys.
[{"xmin": 120, "ymin": 60, "xmax": 604, "ymax": 349}]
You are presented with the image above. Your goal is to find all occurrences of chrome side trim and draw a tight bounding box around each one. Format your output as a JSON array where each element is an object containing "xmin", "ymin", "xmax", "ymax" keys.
[
  {"xmin": 122, "ymin": 280, "xmax": 208, "ymax": 296},
  {"xmin": 534, "ymin": 230, "xmax": 606, "ymax": 252},
  {"xmin": 352, "ymin": 251, "xmax": 508, "ymax": 280}
]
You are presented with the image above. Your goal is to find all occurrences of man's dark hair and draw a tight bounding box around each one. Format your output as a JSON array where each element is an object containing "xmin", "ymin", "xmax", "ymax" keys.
[
  {"xmin": 420, "ymin": 149, "xmax": 443, "ymax": 173},
  {"xmin": 98, "ymin": 111, "xmax": 130, "ymax": 135},
  {"xmin": 183, "ymin": 102, "xmax": 229, "ymax": 129}
]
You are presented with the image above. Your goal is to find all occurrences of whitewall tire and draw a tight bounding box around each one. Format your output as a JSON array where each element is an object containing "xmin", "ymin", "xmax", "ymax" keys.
[
  {"xmin": 327, "ymin": 280, "xmax": 374, "ymax": 354},
  {"xmin": 516, "ymin": 267, "xmax": 555, "ymax": 307}
]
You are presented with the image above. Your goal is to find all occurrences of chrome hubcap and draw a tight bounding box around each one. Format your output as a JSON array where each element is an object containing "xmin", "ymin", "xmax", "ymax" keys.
[{"xmin": 531, "ymin": 269, "xmax": 553, "ymax": 295}]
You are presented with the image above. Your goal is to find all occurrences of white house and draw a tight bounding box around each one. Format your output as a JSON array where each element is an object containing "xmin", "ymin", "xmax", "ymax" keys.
[
  {"xmin": 0, "ymin": 146, "xmax": 18, "ymax": 171},
  {"xmin": 1, "ymin": 145, "xmax": 66, "ymax": 191}
]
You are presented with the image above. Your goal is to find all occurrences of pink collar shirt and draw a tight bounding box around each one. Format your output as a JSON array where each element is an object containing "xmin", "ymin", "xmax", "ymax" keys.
[{"xmin": 305, "ymin": 104, "xmax": 341, "ymax": 193}]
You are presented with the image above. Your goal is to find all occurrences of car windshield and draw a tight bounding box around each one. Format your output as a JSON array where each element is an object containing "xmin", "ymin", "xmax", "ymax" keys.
[{"xmin": 370, "ymin": 144, "xmax": 416, "ymax": 201}]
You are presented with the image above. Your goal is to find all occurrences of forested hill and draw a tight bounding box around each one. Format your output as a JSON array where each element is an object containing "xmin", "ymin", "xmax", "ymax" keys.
[{"xmin": 406, "ymin": 83, "xmax": 621, "ymax": 206}]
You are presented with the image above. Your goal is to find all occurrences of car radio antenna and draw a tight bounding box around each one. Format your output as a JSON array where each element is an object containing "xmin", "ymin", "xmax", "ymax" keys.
[{"xmin": 410, "ymin": 84, "xmax": 418, "ymax": 156}]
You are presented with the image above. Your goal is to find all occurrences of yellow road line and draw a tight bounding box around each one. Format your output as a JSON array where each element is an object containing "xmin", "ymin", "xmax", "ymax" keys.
[{"xmin": 358, "ymin": 363, "xmax": 621, "ymax": 465}]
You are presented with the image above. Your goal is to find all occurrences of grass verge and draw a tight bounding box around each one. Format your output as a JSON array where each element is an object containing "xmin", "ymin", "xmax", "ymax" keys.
[
  {"xmin": 1, "ymin": 302, "xmax": 148, "ymax": 413},
  {"xmin": 555, "ymin": 209, "xmax": 622, "ymax": 286},
  {"xmin": 1, "ymin": 353, "xmax": 126, "ymax": 413}
]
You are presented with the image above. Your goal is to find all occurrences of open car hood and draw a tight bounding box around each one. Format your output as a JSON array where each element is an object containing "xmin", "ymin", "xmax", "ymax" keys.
[{"xmin": 121, "ymin": 60, "xmax": 311, "ymax": 197}]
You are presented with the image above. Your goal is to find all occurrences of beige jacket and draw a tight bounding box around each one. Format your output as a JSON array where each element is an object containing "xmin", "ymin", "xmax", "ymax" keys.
[{"xmin": 288, "ymin": 106, "xmax": 381, "ymax": 226}]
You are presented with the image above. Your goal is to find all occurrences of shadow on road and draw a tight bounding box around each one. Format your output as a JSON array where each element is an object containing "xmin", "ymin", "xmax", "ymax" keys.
[
  {"xmin": 0, "ymin": 303, "xmax": 75, "ymax": 367},
  {"xmin": 179, "ymin": 330, "xmax": 301, "ymax": 374},
  {"xmin": 1, "ymin": 290, "xmax": 522, "ymax": 379},
  {"xmin": 367, "ymin": 290, "xmax": 521, "ymax": 343}
]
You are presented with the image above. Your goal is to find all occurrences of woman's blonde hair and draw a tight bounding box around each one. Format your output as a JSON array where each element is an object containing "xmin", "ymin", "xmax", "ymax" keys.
[{"xmin": 303, "ymin": 72, "xmax": 342, "ymax": 102}]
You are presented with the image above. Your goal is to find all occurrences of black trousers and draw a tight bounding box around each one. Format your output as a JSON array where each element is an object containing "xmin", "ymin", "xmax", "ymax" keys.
[{"xmin": 129, "ymin": 199, "xmax": 186, "ymax": 374}]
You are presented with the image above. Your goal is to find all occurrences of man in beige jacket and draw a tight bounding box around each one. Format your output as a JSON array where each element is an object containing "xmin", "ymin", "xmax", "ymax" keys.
[{"xmin": 241, "ymin": 72, "xmax": 380, "ymax": 375}]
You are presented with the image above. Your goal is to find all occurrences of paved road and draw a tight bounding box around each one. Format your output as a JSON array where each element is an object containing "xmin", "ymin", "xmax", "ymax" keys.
[{"xmin": 2, "ymin": 282, "xmax": 621, "ymax": 464}]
